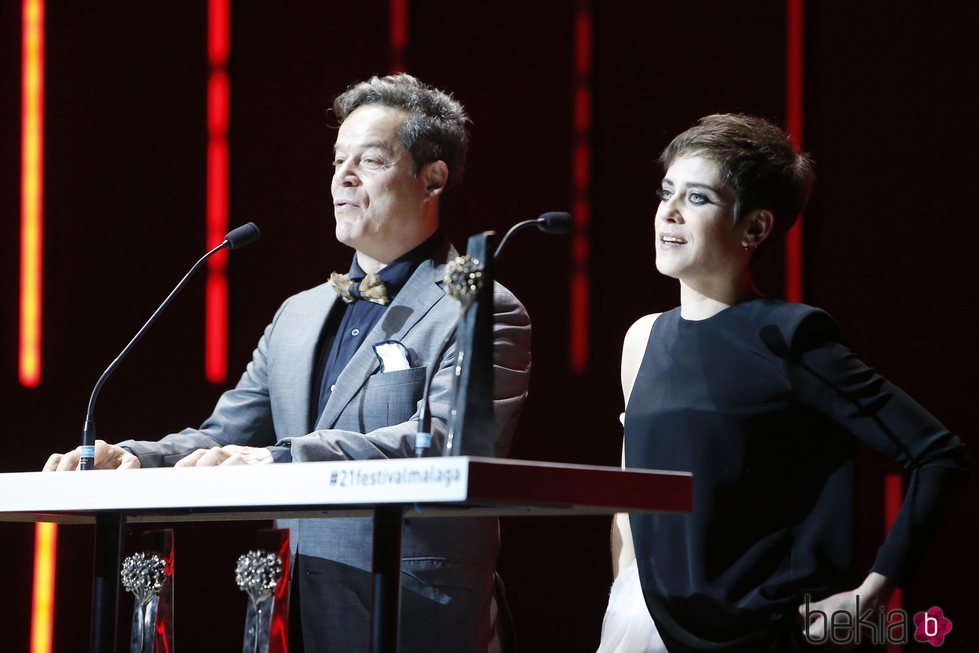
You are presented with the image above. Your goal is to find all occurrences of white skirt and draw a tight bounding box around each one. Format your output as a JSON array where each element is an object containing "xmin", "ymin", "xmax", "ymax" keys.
[{"xmin": 597, "ymin": 560, "xmax": 667, "ymax": 653}]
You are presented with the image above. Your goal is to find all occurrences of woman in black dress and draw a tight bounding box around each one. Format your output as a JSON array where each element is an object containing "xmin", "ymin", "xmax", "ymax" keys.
[{"xmin": 601, "ymin": 114, "xmax": 969, "ymax": 652}]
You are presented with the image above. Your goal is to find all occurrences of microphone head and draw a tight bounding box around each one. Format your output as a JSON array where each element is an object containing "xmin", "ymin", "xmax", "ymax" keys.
[
  {"xmin": 224, "ymin": 222, "xmax": 261, "ymax": 249},
  {"xmin": 536, "ymin": 211, "xmax": 573, "ymax": 234}
]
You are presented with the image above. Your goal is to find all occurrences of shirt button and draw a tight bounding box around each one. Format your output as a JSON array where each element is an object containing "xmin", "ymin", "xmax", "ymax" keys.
[
  {"xmin": 330, "ymin": 384, "xmax": 336, "ymax": 392},
  {"xmin": 351, "ymin": 328, "xmax": 361, "ymax": 337}
]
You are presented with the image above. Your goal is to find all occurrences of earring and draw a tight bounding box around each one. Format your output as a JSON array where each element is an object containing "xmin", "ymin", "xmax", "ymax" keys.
[{"xmin": 742, "ymin": 242, "xmax": 755, "ymax": 252}]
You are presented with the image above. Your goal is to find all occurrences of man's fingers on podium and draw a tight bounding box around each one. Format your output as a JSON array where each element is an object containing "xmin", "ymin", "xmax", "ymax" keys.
[
  {"xmin": 175, "ymin": 449, "xmax": 208, "ymax": 467},
  {"xmin": 195, "ymin": 445, "xmax": 244, "ymax": 467},
  {"xmin": 44, "ymin": 444, "xmax": 137, "ymax": 471},
  {"xmin": 202, "ymin": 445, "xmax": 242, "ymax": 466},
  {"xmin": 92, "ymin": 441, "xmax": 133, "ymax": 469},
  {"xmin": 42, "ymin": 453, "xmax": 63, "ymax": 472},
  {"xmin": 220, "ymin": 453, "xmax": 246, "ymax": 466},
  {"xmin": 55, "ymin": 448, "xmax": 81, "ymax": 472},
  {"xmin": 118, "ymin": 452, "xmax": 141, "ymax": 469},
  {"xmin": 193, "ymin": 446, "xmax": 230, "ymax": 467},
  {"xmin": 239, "ymin": 447, "xmax": 273, "ymax": 465}
]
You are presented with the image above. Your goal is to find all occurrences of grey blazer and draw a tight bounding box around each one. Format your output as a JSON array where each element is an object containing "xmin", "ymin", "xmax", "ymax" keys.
[{"xmin": 120, "ymin": 250, "xmax": 531, "ymax": 648}]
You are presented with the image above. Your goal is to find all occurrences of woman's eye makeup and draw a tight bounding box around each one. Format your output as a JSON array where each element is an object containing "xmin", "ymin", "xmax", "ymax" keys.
[{"xmin": 655, "ymin": 187, "xmax": 719, "ymax": 206}]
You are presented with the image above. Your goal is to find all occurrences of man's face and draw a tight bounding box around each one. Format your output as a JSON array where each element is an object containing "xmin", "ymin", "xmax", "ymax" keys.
[{"xmin": 331, "ymin": 104, "xmax": 433, "ymax": 261}]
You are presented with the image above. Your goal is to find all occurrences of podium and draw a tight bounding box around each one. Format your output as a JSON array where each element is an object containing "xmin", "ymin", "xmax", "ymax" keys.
[{"xmin": 0, "ymin": 457, "xmax": 692, "ymax": 653}]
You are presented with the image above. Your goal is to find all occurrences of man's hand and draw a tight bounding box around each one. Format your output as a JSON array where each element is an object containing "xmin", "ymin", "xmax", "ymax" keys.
[
  {"xmin": 174, "ymin": 445, "xmax": 274, "ymax": 467},
  {"xmin": 798, "ymin": 572, "xmax": 897, "ymax": 651},
  {"xmin": 42, "ymin": 439, "xmax": 141, "ymax": 471}
]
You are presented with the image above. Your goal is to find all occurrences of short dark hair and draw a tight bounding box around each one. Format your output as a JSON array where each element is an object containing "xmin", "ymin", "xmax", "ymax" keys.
[
  {"xmin": 333, "ymin": 74, "xmax": 471, "ymax": 189},
  {"xmin": 661, "ymin": 114, "xmax": 815, "ymax": 239}
]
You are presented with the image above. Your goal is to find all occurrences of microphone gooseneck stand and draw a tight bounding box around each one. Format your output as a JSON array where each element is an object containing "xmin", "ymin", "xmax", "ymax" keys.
[
  {"xmin": 81, "ymin": 222, "xmax": 259, "ymax": 653},
  {"xmin": 79, "ymin": 222, "xmax": 261, "ymax": 470}
]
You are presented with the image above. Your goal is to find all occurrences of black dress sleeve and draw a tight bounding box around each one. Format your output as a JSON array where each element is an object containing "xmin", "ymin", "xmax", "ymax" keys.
[{"xmin": 782, "ymin": 310, "xmax": 971, "ymax": 584}]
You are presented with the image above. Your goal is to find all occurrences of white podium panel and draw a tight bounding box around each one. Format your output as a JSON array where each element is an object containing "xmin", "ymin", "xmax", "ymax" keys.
[{"xmin": 0, "ymin": 456, "xmax": 692, "ymax": 522}]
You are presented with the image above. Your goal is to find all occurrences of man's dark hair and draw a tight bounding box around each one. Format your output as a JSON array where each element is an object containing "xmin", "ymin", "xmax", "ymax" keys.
[
  {"xmin": 661, "ymin": 114, "xmax": 815, "ymax": 239},
  {"xmin": 334, "ymin": 74, "xmax": 471, "ymax": 189}
]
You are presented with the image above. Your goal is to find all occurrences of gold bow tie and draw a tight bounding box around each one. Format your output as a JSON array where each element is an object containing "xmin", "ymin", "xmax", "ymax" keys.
[{"xmin": 327, "ymin": 271, "xmax": 390, "ymax": 305}]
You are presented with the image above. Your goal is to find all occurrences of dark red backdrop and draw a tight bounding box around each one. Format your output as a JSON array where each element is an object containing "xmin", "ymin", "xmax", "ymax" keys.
[{"xmin": 1, "ymin": 2, "xmax": 976, "ymax": 651}]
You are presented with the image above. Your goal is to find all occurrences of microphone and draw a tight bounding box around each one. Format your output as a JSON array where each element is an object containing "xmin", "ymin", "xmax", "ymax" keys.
[
  {"xmin": 224, "ymin": 222, "xmax": 261, "ymax": 249},
  {"xmin": 493, "ymin": 211, "xmax": 572, "ymax": 259},
  {"xmin": 535, "ymin": 211, "xmax": 574, "ymax": 234},
  {"xmin": 78, "ymin": 222, "xmax": 261, "ymax": 470}
]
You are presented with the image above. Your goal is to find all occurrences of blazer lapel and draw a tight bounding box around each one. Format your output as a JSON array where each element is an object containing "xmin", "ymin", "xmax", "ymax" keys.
[
  {"xmin": 284, "ymin": 284, "xmax": 338, "ymax": 435},
  {"xmin": 316, "ymin": 246, "xmax": 455, "ymax": 430}
]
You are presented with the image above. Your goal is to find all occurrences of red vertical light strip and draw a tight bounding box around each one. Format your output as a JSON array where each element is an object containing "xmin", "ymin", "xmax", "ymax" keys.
[
  {"xmin": 884, "ymin": 473, "xmax": 905, "ymax": 653},
  {"xmin": 20, "ymin": 0, "xmax": 44, "ymax": 387},
  {"xmin": 31, "ymin": 522, "xmax": 57, "ymax": 653},
  {"xmin": 206, "ymin": 0, "xmax": 230, "ymax": 383},
  {"xmin": 570, "ymin": 0, "xmax": 592, "ymax": 375},
  {"xmin": 23, "ymin": 2, "xmax": 56, "ymax": 651},
  {"xmin": 390, "ymin": 0, "xmax": 409, "ymax": 72},
  {"xmin": 785, "ymin": 0, "xmax": 804, "ymax": 302}
]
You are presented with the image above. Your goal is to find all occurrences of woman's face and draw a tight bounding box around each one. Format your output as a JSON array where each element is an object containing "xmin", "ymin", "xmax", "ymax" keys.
[{"xmin": 654, "ymin": 155, "xmax": 747, "ymax": 284}]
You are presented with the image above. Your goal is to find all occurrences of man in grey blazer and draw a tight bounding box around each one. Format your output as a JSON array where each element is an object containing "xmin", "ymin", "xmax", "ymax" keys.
[{"xmin": 44, "ymin": 74, "xmax": 531, "ymax": 652}]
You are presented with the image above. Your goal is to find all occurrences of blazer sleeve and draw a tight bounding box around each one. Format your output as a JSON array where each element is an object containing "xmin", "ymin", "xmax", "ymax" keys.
[
  {"xmin": 117, "ymin": 298, "xmax": 288, "ymax": 467},
  {"xmin": 281, "ymin": 284, "xmax": 532, "ymax": 462}
]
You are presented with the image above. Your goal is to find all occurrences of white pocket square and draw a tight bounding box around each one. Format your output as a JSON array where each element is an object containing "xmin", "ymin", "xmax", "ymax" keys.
[{"xmin": 373, "ymin": 340, "xmax": 411, "ymax": 373}]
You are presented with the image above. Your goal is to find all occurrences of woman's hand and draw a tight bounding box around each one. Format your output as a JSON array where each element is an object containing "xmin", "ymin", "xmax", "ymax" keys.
[{"xmin": 798, "ymin": 572, "xmax": 897, "ymax": 650}]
